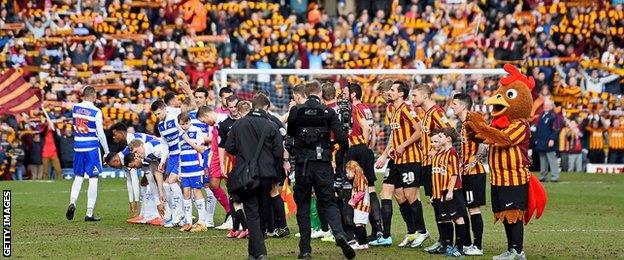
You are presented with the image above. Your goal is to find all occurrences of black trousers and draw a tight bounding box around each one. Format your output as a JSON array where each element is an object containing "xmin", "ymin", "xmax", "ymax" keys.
[
  {"xmin": 241, "ymin": 178, "xmax": 273, "ymax": 258},
  {"xmin": 588, "ymin": 149, "xmax": 605, "ymax": 164},
  {"xmin": 295, "ymin": 161, "xmax": 346, "ymax": 254}
]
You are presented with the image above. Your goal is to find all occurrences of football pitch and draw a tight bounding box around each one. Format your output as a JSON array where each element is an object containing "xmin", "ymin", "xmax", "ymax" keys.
[{"xmin": 5, "ymin": 172, "xmax": 624, "ymax": 259}]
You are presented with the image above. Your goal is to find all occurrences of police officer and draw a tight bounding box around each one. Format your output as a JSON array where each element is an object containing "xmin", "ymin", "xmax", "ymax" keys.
[{"xmin": 287, "ymin": 81, "xmax": 355, "ymax": 260}]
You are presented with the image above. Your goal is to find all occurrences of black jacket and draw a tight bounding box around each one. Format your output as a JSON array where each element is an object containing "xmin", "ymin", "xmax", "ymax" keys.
[
  {"xmin": 287, "ymin": 95, "xmax": 348, "ymax": 151},
  {"xmin": 225, "ymin": 108, "xmax": 284, "ymax": 179}
]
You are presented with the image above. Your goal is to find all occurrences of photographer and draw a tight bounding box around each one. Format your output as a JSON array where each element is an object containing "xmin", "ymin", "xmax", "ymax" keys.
[
  {"xmin": 287, "ymin": 81, "xmax": 355, "ymax": 260},
  {"xmin": 342, "ymin": 83, "xmax": 384, "ymax": 241}
]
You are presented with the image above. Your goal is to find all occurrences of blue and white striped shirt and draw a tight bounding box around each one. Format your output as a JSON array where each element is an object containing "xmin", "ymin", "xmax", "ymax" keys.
[
  {"xmin": 72, "ymin": 101, "xmax": 109, "ymax": 153},
  {"xmin": 157, "ymin": 107, "xmax": 182, "ymax": 157},
  {"xmin": 189, "ymin": 110, "xmax": 210, "ymax": 167},
  {"xmin": 126, "ymin": 132, "xmax": 157, "ymax": 145},
  {"xmin": 144, "ymin": 138, "xmax": 169, "ymax": 166},
  {"xmin": 178, "ymin": 125, "xmax": 206, "ymax": 177}
]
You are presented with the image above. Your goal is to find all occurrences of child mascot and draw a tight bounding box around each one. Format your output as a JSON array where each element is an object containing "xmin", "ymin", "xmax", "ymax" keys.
[{"xmin": 465, "ymin": 64, "xmax": 547, "ymax": 260}]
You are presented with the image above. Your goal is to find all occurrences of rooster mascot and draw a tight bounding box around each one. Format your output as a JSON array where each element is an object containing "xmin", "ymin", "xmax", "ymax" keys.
[{"xmin": 465, "ymin": 64, "xmax": 547, "ymax": 260}]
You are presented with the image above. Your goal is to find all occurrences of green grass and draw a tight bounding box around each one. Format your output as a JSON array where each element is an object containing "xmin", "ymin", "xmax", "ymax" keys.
[{"xmin": 5, "ymin": 172, "xmax": 624, "ymax": 259}]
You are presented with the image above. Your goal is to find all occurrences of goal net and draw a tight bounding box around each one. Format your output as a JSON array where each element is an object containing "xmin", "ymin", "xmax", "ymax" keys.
[{"xmin": 215, "ymin": 68, "xmax": 506, "ymax": 156}]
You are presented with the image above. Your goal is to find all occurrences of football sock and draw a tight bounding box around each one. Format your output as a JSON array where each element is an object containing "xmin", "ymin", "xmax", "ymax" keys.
[
  {"xmin": 211, "ymin": 186, "xmax": 231, "ymax": 213},
  {"xmin": 463, "ymin": 210, "xmax": 472, "ymax": 246},
  {"xmin": 86, "ymin": 177, "xmax": 98, "ymax": 217},
  {"xmin": 439, "ymin": 222, "xmax": 448, "ymax": 247},
  {"xmin": 399, "ymin": 201, "xmax": 415, "ymax": 234},
  {"xmin": 444, "ymin": 222, "xmax": 454, "ymax": 248},
  {"xmin": 232, "ymin": 209, "xmax": 241, "ymax": 231},
  {"xmin": 170, "ymin": 183, "xmax": 184, "ymax": 215},
  {"xmin": 381, "ymin": 199, "xmax": 393, "ymax": 238},
  {"xmin": 138, "ymin": 186, "xmax": 146, "ymax": 217},
  {"xmin": 130, "ymin": 170, "xmax": 140, "ymax": 202},
  {"xmin": 125, "ymin": 172, "xmax": 134, "ymax": 203},
  {"xmin": 144, "ymin": 186, "xmax": 158, "ymax": 218},
  {"xmin": 509, "ymin": 220, "xmax": 524, "ymax": 252},
  {"xmin": 503, "ymin": 220, "xmax": 513, "ymax": 250},
  {"xmin": 455, "ymin": 223, "xmax": 467, "ymax": 253},
  {"xmin": 183, "ymin": 199, "xmax": 193, "ymax": 225},
  {"xmin": 271, "ymin": 195, "xmax": 287, "ymax": 229},
  {"xmin": 69, "ymin": 175, "xmax": 84, "ymax": 205},
  {"xmin": 204, "ymin": 188, "xmax": 216, "ymax": 224},
  {"xmin": 436, "ymin": 222, "xmax": 444, "ymax": 243},
  {"xmin": 355, "ymin": 225, "xmax": 367, "ymax": 245},
  {"xmin": 163, "ymin": 183, "xmax": 172, "ymax": 208},
  {"xmin": 195, "ymin": 198, "xmax": 206, "ymax": 225},
  {"xmin": 236, "ymin": 208, "xmax": 247, "ymax": 230},
  {"xmin": 369, "ymin": 192, "xmax": 383, "ymax": 236},
  {"xmin": 471, "ymin": 213, "xmax": 484, "ymax": 249},
  {"xmin": 145, "ymin": 173, "xmax": 158, "ymax": 203},
  {"xmin": 410, "ymin": 200, "xmax": 426, "ymax": 233}
]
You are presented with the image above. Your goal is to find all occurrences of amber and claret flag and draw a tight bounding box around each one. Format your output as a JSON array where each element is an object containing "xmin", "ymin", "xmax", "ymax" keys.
[
  {"xmin": 281, "ymin": 178, "xmax": 297, "ymax": 219},
  {"xmin": 0, "ymin": 69, "xmax": 41, "ymax": 115}
]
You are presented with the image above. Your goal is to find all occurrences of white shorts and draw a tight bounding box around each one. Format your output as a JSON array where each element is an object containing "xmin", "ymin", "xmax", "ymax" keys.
[{"xmin": 353, "ymin": 209, "xmax": 369, "ymax": 225}]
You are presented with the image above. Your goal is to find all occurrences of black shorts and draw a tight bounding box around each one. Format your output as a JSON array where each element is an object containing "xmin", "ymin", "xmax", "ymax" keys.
[
  {"xmin": 462, "ymin": 174, "xmax": 486, "ymax": 208},
  {"xmin": 345, "ymin": 144, "xmax": 377, "ymax": 186},
  {"xmin": 432, "ymin": 199, "xmax": 444, "ymax": 221},
  {"xmin": 491, "ymin": 184, "xmax": 528, "ymax": 213},
  {"xmin": 383, "ymin": 162, "xmax": 420, "ymax": 188},
  {"xmin": 442, "ymin": 190, "xmax": 466, "ymax": 221},
  {"xmin": 432, "ymin": 190, "xmax": 466, "ymax": 222},
  {"xmin": 419, "ymin": 165, "xmax": 433, "ymax": 197}
]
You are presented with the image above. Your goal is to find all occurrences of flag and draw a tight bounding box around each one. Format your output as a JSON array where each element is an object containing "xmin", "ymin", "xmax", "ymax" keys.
[
  {"xmin": 0, "ymin": 69, "xmax": 41, "ymax": 115},
  {"xmin": 281, "ymin": 178, "xmax": 297, "ymax": 219}
]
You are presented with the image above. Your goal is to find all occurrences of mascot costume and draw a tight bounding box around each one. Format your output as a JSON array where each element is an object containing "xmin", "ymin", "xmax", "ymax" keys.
[{"xmin": 465, "ymin": 64, "xmax": 547, "ymax": 260}]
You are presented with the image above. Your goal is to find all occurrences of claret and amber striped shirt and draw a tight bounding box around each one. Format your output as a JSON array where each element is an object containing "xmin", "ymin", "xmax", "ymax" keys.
[
  {"xmin": 608, "ymin": 127, "xmax": 624, "ymax": 150},
  {"xmin": 431, "ymin": 147, "xmax": 461, "ymax": 200},
  {"xmin": 460, "ymin": 122, "xmax": 486, "ymax": 175},
  {"xmin": 587, "ymin": 127, "xmax": 606, "ymax": 150},
  {"xmin": 420, "ymin": 105, "xmax": 452, "ymax": 166},
  {"xmin": 386, "ymin": 102, "xmax": 421, "ymax": 164},
  {"xmin": 351, "ymin": 171, "xmax": 370, "ymax": 212},
  {"xmin": 488, "ymin": 120, "xmax": 531, "ymax": 187},
  {"xmin": 349, "ymin": 103, "xmax": 373, "ymax": 146}
]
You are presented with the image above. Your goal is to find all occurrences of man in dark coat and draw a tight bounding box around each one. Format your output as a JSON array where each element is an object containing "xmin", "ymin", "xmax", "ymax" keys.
[
  {"xmin": 534, "ymin": 100, "xmax": 561, "ymax": 182},
  {"xmin": 225, "ymin": 94, "xmax": 284, "ymax": 260}
]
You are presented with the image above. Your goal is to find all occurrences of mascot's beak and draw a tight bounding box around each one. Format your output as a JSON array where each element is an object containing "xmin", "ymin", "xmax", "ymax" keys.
[{"xmin": 484, "ymin": 94, "xmax": 510, "ymax": 118}]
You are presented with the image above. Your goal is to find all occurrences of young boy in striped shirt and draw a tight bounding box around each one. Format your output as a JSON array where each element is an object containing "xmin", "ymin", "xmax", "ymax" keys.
[
  {"xmin": 428, "ymin": 127, "xmax": 467, "ymax": 257},
  {"xmin": 177, "ymin": 112, "xmax": 209, "ymax": 232}
]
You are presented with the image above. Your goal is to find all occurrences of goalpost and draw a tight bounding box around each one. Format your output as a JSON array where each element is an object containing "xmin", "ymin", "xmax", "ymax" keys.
[{"xmin": 215, "ymin": 68, "xmax": 507, "ymax": 157}]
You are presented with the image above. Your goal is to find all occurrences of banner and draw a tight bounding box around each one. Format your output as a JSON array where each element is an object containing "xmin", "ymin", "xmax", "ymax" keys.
[{"xmin": 586, "ymin": 164, "xmax": 624, "ymax": 174}]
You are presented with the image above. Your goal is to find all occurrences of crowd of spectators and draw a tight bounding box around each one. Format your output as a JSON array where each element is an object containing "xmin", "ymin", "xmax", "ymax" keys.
[{"xmin": 1, "ymin": 0, "xmax": 624, "ymax": 180}]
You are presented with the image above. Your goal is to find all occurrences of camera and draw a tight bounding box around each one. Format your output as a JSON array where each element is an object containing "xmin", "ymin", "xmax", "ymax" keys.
[
  {"xmin": 336, "ymin": 99, "xmax": 352, "ymax": 133},
  {"xmin": 284, "ymin": 136, "xmax": 296, "ymax": 175},
  {"xmin": 333, "ymin": 173, "xmax": 353, "ymax": 200}
]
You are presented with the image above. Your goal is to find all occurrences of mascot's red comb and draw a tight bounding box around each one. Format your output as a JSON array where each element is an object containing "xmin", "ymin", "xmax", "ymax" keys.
[{"xmin": 499, "ymin": 64, "xmax": 536, "ymax": 91}]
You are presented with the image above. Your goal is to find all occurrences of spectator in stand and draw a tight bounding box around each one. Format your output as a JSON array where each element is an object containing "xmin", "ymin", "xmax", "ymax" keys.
[
  {"xmin": 27, "ymin": 134, "xmax": 43, "ymax": 180},
  {"xmin": 585, "ymin": 116, "xmax": 607, "ymax": 164},
  {"xmin": 563, "ymin": 118, "xmax": 584, "ymax": 172},
  {"xmin": 607, "ymin": 118, "xmax": 624, "ymax": 164},
  {"xmin": 535, "ymin": 100, "xmax": 561, "ymax": 182},
  {"xmin": 580, "ymin": 69, "xmax": 620, "ymax": 94},
  {"xmin": 41, "ymin": 122, "xmax": 63, "ymax": 180},
  {"xmin": 59, "ymin": 126, "xmax": 74, "ymax": 170},
  {"xmin": 7, "ymin": 139, "xmax": 26, "ymax": 181}
]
